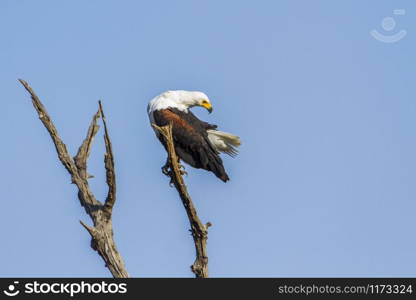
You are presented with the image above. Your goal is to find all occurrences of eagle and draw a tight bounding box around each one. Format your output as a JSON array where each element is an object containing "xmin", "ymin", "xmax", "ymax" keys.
[{"xmin": 148, "ymin": 90, "xmax": 241, "ymax": 182}]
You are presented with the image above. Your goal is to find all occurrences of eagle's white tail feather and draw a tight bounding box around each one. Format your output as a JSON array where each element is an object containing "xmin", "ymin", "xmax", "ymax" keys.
[{"xmin": 207, "ymin": 130, "xmax": 241, "ymax": 157}]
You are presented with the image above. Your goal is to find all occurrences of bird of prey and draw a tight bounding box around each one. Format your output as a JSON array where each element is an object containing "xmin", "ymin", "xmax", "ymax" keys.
[{"xmin": 148, "ymin": 90, "xmax": 241, "ymax": 182}]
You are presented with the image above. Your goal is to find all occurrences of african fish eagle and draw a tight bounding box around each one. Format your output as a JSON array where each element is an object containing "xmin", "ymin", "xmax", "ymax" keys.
[{"xmin": 148, "ymin": 90, "xmax": 241, "ymax": 182}]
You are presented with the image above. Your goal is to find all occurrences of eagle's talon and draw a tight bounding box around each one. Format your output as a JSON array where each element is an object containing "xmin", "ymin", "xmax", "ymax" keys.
[
  {"xmin": 169, "ymin": 178, "xmax": 175, "ymax": 187},
  {"xmin": 178, "ymin": 164, "xmax": 187, "ymax": 176},
  {"xmin": 161, "ymin": 165, "xmax": 170, "ymax": 176}
]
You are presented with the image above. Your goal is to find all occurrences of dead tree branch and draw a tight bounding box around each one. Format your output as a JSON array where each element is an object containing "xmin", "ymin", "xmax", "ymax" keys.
[
  {"xmin": 19, "ymin": 79, "xmax": 128, "ymax": 278},
  {"xmin": 152, "ymin": 123, "xmax": 210, "ymax": 278}
]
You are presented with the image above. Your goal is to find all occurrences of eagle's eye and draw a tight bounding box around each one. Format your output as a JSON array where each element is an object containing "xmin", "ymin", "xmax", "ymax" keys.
[{"xmin": 202, "ymin": 100, "xmax": 208, "ymax": 104}]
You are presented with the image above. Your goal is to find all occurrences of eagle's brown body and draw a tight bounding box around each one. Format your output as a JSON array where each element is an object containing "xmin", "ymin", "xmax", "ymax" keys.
[{"xmin": 153, "ymin": 108, "xmax": 229, "ymax": 182}]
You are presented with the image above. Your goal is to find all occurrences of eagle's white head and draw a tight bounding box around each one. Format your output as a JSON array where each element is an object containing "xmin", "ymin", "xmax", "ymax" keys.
[{"xmin": 147, "ymin": 90, "xmax": 213, "ymax": 115}]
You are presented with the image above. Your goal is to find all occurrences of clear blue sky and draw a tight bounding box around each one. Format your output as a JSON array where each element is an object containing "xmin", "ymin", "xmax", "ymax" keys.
[{"xmin": 1, "ymin": 0, "xmax": 415, "ymax": 277}]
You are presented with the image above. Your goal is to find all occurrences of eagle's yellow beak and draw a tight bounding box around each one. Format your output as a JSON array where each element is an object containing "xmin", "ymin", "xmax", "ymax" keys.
[{"xmin": 201, "ymin": 101, "xmax": 213, "ymax": 113}]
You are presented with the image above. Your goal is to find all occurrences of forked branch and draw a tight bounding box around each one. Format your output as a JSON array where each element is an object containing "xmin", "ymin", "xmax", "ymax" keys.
[
  {"xmin": 19, "ymin": 79, "xmax": 128, "ymax": 278},
  {"xmin": 152, "ymin": 123, "xmax": 210, "ymax": 278}
]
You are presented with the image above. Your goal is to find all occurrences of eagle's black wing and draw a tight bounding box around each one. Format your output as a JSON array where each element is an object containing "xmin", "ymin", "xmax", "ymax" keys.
[
  {"xmin": 180, "ymin": 110, "xmax": 218, "ymax": 130},
  {"xmin": 152, "ymin": 108, "xmax": 229, "ymax": 182}
]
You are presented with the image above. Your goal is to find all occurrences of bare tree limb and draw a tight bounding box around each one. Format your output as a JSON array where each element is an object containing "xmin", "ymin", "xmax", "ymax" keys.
[
  {"xmin": 99, "ymin": 101, "xmax": 116, "ymax": 215},
  {"xmin": 152, "ymin": 123, "xmax": 210, "ymax": 278},
  {"xmin": 19, "ymin": 79, "xmax": 128, "ymax": 278}
]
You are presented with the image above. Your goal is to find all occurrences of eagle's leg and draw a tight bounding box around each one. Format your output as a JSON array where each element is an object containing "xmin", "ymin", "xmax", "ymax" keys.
[
  {"xmin": 177, "ymin": 158, "xmax": 188, "ymax": 176},
  {"xmin": 161, "ymin": 157, "xmax": 176, "ymax": 186},
  {"xmin": 162, "ymin": 157, "xmax": 187, "ymax": 178},
  {"xmin": 161, "ymin": 158, "xmax": 171, "ymax": 176}
]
